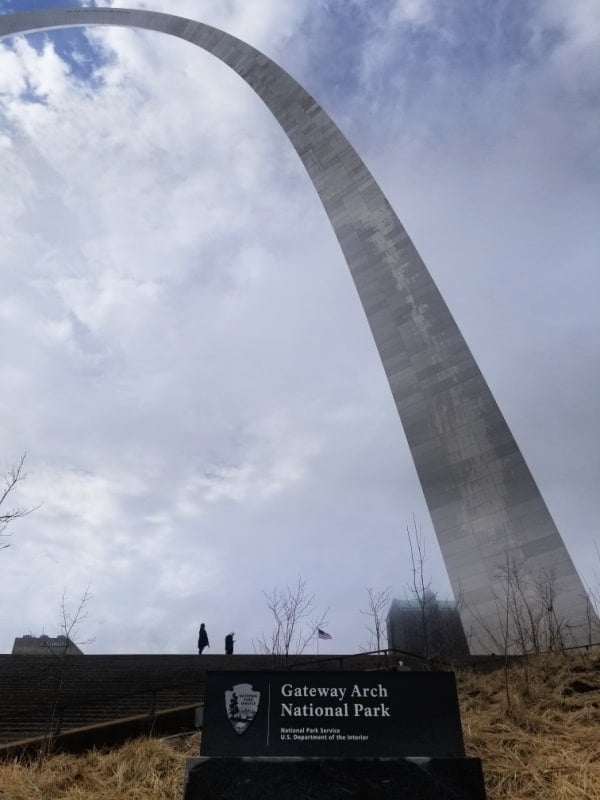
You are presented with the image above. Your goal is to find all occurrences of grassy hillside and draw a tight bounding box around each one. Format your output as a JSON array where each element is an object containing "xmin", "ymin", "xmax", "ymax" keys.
[
  {"xmin": 458, "ymin": 650, "xmax": 600, "ymax": 799},
  {"xmin": 0, "ymin": 650, "xmax": 598, "ymax": 799}
]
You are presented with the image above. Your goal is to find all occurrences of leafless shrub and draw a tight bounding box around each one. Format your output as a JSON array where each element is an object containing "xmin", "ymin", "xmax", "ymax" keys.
[
  {"xmin": 401, "ymin": 518, "xmax": 467, "ymax": 665},
  {"xmin": 360, "ymin": 586, "xmax": 391, "ymax": 659},
  {"xmin": 466, "ymin": 556, "xmax": 571, "ymax": 661},
  {"xmin": 254, "ymin": 576, "xmax": 328, "ymax": 667},
  {"xmin": 39, "ymin": 586, "xmax": 94, "ymax": 764}
]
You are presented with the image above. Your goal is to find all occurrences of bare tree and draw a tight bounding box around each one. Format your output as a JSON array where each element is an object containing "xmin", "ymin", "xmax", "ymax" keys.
[
  {"xmin": 579, "ymin": 543, "xmax": 600, "ymax": 647},
  {"xmin": 56, "ymin": 584, "xmax": 94, "ymax": 655},
  {"xmin": 255, "ymin": 576, "xmax": 328, "ymax": 667},
  {"xmin": 360, "ymin": 586, "xmax": 391, "ymax": 657},
  {"xmin": 467, "ymin": 556, "xmax": 571, "ymax": 657},
  {"xmin": 402, "ymin": 517, "xmax": 468, "ymax": 664},
  {"xmin": 1, "ymin": 453, "xmax": 37, "ymax": 548},
  {"xmin": 534, "ymin": 567, "xmax": 567, "ymax": 652},
  {"xmin": 406, "ymin": 517, "xmax": 432, "ymax": 660},
  {"xmin": 404, "ymin": 517, "xmax": 452, "ymax": 663},
  {"xmin": 39, "ymin": 585, "xmax": 94, "ymax": 763},
  {"xmin": 582, "ymin": 590, "xmax": 600, "ymax": 648}
]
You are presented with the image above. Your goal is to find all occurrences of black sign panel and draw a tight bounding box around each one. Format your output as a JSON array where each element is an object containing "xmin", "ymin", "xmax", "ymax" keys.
[{"xmin": 201, "ymin": 670, "xmax": 465, "ymax": 758}]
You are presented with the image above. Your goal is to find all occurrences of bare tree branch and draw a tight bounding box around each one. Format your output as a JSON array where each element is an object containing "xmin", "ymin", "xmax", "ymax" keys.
[
  {"xmin": 39, "ymin": 586, "xmax": 94, "ymax": 764},
  {"xmin": 0, "ymin": 453, "xmax": 39, "ymax": 548},
  {"xmin": 465, "ymin": 556, "xmax": 573, "ymax": 657},
  {"xmin": 57, "ymin": 584, "xmax": 94, "ymax": 654},
  {"xmin": 360, "ymin": 586, "xmax": 391, "ymax": 655},
  {"xmin": 254, "ymin": 576, "xmax": 328, "ymax": 667},
  {"xmin": 406, "ymin": 516, "xmax": 434, "ymax": 662}
]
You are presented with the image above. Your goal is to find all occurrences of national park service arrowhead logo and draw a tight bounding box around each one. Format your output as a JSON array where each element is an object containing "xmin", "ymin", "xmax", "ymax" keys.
[{"xmin": 225, "ymin": 683, "xmax": 261, "ymax": 735}]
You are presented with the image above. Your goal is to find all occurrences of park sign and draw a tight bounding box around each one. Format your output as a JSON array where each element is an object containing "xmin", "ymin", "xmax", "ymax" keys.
[{"xmin": 201, "ymin": 670, "xmax": 466, "ymax": 758}]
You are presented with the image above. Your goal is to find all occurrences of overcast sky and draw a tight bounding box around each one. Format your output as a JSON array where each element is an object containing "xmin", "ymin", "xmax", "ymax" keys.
[{"xmin": 0, "ymin": 0, "xmax": 598, "ymax": 655}]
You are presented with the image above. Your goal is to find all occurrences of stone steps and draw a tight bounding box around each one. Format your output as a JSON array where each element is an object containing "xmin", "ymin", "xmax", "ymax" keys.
[{"xmin": 0, "ymin": 653, "xmax": 387, "ymax": 746}]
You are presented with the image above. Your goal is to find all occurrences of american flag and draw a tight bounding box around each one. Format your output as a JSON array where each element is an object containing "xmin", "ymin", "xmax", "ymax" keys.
[{"xmin": 317, "ymin": 628, "xmax": 332, "ymax": 640}]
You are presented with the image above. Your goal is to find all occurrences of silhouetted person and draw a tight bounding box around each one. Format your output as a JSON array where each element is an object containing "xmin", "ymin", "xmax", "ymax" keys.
[
  {"xmin": 198, "ymin": 623, "xmax": 209, "ymax": 655},
  {"xmin": 225, "ymin": 632, "xmax": 235, "ymax": 655}
]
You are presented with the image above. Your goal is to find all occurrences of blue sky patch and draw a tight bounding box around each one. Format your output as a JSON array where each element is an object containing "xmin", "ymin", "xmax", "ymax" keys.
[
  {"xmin": 1, "ymin": 1, "xmax": 111, "ymax": 84},
  {"xmin": 0, "ymin": 0, "xmax": 98, "ymax": 10},
  {"xmin": 26, "ymin": 27, "xmax": 110, "ymax": 83}
]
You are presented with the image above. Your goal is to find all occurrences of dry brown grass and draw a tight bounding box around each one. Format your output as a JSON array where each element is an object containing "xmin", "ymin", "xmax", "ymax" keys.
[
  {"xmin": 0, "ymin": 734, "xmax": 199, "ymax": 800},
  {"xmin": 0, "ymin": 652, "xmax": 598, "ymax": 799},
  {"xmin": 459, "ymin": 650, "xmax": 600, "ymax": 799}
]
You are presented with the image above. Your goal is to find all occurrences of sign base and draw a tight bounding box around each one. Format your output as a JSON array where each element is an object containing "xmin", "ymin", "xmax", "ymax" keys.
[{"xmin": 182, "ymin": 756, "xmax": 487, "ymax": 799}]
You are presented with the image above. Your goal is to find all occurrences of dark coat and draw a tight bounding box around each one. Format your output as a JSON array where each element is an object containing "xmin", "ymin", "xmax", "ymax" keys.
[{"xmin": 198, "ymin": 626, "xmax": 209, "ymax": 650}]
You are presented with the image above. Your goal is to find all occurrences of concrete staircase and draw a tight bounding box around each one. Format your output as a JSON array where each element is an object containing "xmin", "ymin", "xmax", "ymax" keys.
[{"xmin": 0, "ymin": 652, "xmax": 390, "ymax": 751}]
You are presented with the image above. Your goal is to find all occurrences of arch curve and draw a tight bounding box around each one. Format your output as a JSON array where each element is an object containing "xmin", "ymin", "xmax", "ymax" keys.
[{"xmin": 0, "ymin": 7, "xmax": 595, "ymax": 652}]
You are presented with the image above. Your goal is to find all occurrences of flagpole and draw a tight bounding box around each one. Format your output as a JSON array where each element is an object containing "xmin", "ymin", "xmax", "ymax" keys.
[{"xmin": 316, "ymin": 629, "xmax": 319, "ymax": 656}]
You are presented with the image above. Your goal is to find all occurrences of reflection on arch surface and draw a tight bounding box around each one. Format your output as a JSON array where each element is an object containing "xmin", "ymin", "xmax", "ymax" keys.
[{"xmin": 1, "ymin": 7, "xmax": 596, "ymax": 652}]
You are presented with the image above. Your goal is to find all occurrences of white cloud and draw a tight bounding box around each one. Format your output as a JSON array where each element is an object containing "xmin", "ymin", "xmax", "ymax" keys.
[
  {"xmin": 539, "ymin": 0, "xmax": 600, "ymax": 49},
  {"xmin": 0, "ymin": 43, "xmax": 27, "ymax": 94},
  {"xmin": 389, "ymin": 0, "xmax": 434, "ymax": 27},
  {"xmin": 0, "ymin": 1, "xmax": 598, "ymax": 656},
  {"xmin": 186, "ymin": 413, "xmax": 320, "ymax": 506}
]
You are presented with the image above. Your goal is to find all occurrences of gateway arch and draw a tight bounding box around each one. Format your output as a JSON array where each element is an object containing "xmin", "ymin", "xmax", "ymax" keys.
[{"xmin": 1, "ymin": 7, "xmax": 596, "ymax": 653}]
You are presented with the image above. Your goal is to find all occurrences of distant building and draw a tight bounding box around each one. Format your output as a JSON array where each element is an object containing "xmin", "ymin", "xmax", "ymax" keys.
[
  {"xmin": 387, "ymin": 592, "xmax": 469, "ymax": 662},
  {"xmin": 12, "ymin": 635, "xmax": 84, "ymax": 656}
]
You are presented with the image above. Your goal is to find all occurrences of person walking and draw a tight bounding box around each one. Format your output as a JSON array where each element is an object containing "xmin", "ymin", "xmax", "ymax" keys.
[
  {"xmin": 198, "ymin": 623, "xmax": 209, "ymax": 655},
  {"xmin": 225, "ymin": 632, "xmax": 235, "ymax": 655}
]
